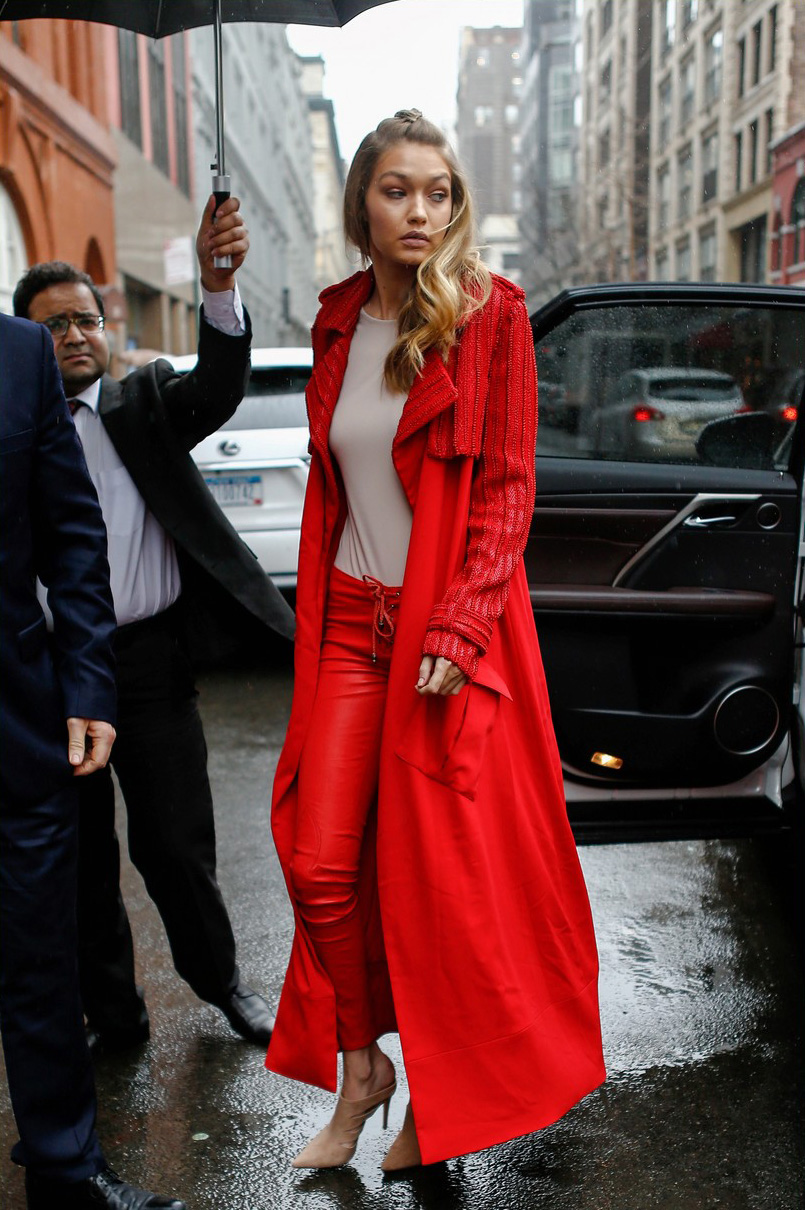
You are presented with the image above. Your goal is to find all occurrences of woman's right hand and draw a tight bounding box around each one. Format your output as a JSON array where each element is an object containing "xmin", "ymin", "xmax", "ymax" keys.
[{"xmin": 416, "ymin": 655, "xmax": 467, "ymax": 696}]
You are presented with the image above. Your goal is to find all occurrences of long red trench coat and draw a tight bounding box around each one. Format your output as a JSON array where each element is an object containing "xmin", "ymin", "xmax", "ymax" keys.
[{"xmin": 267, "ymin": 270, "xmax": 605, "ymax": 1164}]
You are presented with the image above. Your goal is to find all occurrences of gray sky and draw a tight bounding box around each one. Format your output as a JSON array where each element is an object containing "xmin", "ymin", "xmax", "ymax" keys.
[{"xmin": 287, "ymin": 0, "xmax": 524, "ymax": 163}]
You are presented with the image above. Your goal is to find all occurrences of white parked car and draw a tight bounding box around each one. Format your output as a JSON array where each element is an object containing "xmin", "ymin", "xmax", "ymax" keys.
[
  {"xmin": 593, "ymin": 366, "xmax": 745, "ymax": 460},
  {"xmin": 168, "ymin": 347, "xmax": 312, "ymax": 592}
]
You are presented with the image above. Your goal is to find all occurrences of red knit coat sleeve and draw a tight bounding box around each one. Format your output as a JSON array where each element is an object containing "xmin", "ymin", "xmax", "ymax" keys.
[{"xmin": 421, "ymin": 293, "xmax": 538, "ymax": 681}]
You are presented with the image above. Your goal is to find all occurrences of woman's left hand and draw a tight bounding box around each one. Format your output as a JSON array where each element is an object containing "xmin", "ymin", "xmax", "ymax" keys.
[{"xmin": 416, "ymin": 655, "xmax": 468, "ymax": 696}]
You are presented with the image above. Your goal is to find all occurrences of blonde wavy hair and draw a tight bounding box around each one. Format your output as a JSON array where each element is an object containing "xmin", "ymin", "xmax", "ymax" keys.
[{"xmin": 343, "ymin": 109, "xmax": 492, "ymax": 394}]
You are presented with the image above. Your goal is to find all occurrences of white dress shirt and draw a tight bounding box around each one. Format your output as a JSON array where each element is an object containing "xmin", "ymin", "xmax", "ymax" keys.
[{"xmin": 38, "ymin": 286, "xmax": 245, "ymax": 627}]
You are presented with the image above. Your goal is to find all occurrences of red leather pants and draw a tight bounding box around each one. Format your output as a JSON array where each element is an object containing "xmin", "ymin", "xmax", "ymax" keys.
[{"xmin": 291, "ymin": 566, "xmax": 401, "ymax": 1051}]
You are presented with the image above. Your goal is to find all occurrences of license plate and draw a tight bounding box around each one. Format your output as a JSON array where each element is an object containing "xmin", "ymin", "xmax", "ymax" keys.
[{"xmin": 204, "ymin": 473, "xmax": 263, "ymax": 506}]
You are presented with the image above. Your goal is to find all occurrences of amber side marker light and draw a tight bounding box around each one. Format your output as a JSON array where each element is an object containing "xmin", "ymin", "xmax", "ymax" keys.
[{"xmin": 591, "ymin": 752, "xmax": 624, "ymax": 770}]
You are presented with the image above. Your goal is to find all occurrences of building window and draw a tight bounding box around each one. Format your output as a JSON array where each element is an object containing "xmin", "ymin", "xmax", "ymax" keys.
[
  {"xmin": 702, "ymin": 129, "xmax": 718, "ymax": 202},
  {"xmin": 599, "ymin": 129, "xmax": 611, "ymax": 169},
  {"xmin": 662, "ymin": 0, "xmax": 676, "ymax": 54},
  {"xmin": 749, "ymin": 119, "xmax": 758, "ymax": 184},
  {"xmin": 737, "ymin": 37, "xmax": 745, "ymax": 98},
  {"xmin": 770, "ymin": 207, "xmax": 782, "ymax": 273},
  {"xmin": 658, "ymin": 165, "xmax": 671, "ymax": 230},
  {"xmin": 601, "ymin": 0, "xmax": 613, "ymax": 37},
  {"xmin": 769, "ymin": 6, "xmax": 778, "ymax": 73},
  {"xmin": 792, "ymin": 178, "xmax": 805, "ymax": 264},
  {"xmin": 551, "ymin": 147, "xmax": 573, "ymax": 184},
  {"xmin": 171, "ymin": 36, "xmax": 190, "ymax": 197},
  {"xmin": 474, "ymin": 105, "xmax": 494, "ymax": 127},
  {"xmin": 676, "ymin": 239, "xmax": 691, "ymax": 281},
  {"xmin": 678, "ymin": 145, "xmax": 693, "ymax": 219},
  {"xmin": 550, "ymin": 66, "xmax": 574, "ymax": 136},
  {"xmin": 699, "ymin": 225, "xmax": 717, "ymax": 281},
  {"xmin": 680, "ymin": 55, "xmax": 696, "ymax": 125},
  {"xmin": 118, "ymin": 29, "xmax": 142, "ymax": 148},
  {"xmin": 751, "ymin": 20, "xmax": 762, "ymax": 86},
  {"xmin": 655, "ymin": 247, "xmax": 669, "ymax": 279},
  {"xmin": 600, "ymin": 59, "xmax": 612, "ymax": 103},
  {"xmin": 0, "ymin": 184, "xmax": 28, "ymax": 313},
  {"xmin": 704, "ymin": 29, "xmax": 723, "ymax": 105},
  {"xmin": 682, "ymin": 0, "xmax": 698, "ymax": 28},
  {"xmin": 148, "ymin": 40, "xmax": 169, "ymax": 176},
  {"xmin": 734, "ymin": 130, "xmax": 743, "ymax": 192},
  {"xmin": 764, "ymin": 108, "xmax": 774, "ymax": 177},
  {"xmin": 659, "ymin": 77, "xmax": 673, "ymax": 151},
  {"xmin": 740, "ymin": 215, "xmax": 767, "ymax": 282}
]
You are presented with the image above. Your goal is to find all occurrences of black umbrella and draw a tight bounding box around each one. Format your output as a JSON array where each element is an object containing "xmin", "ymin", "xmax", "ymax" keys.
[{"xmin": 0, "ymin": 0, "xmax": 397, "ymax": 264}]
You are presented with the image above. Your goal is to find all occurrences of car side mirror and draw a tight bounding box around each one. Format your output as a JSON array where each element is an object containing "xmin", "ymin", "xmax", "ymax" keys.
[{"xmin": 695, "ymin": 412, "xmax": 776, "ymax": 471}]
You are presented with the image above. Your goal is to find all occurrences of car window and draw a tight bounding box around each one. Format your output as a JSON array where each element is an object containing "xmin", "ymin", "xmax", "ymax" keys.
[
  {"xmin": 535, "ymin": 303, "xmax": 803, "ymax": 470},
  {"xmin": 219, "ymin": 368, "xmax": 311, "ymax": 431}
]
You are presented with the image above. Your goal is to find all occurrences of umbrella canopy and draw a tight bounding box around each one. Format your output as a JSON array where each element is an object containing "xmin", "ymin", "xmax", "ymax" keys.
[
  {"xmin": 0, "ymin": 1, "xmax": 397, "ymax": 34},
  {"xmin": 0, "ymin": 0, "xmax": 396, "ymax": 263}
]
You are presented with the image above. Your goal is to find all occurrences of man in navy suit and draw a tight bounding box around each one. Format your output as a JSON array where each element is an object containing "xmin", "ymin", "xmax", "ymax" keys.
[
  {"xmin": 13, "ymin": 197, "xmax": 294, "ymax": 1052},
  {"xmin": 0, "ymin": 313, "xmax": 183, "ymax": 1208}
]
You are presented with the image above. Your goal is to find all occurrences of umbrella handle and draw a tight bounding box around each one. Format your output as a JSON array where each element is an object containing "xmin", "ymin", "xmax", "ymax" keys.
[{"xmin": 212, "ymin": 170, "xmax": 233, "ymax": 271}]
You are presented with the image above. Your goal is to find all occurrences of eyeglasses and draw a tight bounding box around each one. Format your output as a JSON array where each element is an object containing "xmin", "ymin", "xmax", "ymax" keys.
[{"xmin": 42, "ymin": 313, "xmax": 105, "ymax": 337}]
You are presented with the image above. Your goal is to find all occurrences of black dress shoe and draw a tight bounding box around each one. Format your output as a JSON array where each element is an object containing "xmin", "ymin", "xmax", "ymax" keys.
[
  {"xmin": 216, "ymin": 982, "xmax": 275, "ymax": 1045},
  {"xmin": 25, "ymin": 1166, "xmax": 185, "ymax": 1209}
]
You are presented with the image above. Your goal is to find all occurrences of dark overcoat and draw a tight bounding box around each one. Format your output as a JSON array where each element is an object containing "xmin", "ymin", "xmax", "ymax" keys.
[{"xmin": 97, "ymin": 313, "xmax": 294, "ymax": 648}]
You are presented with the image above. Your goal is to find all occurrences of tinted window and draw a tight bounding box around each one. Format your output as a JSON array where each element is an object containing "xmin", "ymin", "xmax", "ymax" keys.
[
  {"xmin": 534, "ymin": 304, "xmax": 802, "ymax": 469},
  {"xmin": 220, "ymin": 368, "xmax": 310, "ymax": 431}
]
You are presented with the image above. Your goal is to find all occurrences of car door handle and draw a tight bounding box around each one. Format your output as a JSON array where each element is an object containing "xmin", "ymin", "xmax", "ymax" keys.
[{"xmin": 683, "ymin": 514, "xmax": 737, "ymax": 529}]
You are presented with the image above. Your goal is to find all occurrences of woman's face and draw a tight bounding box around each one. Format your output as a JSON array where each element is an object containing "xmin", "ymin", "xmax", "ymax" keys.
[{"xmin": 363, "ymin": 142, "xmax": 453, "ymax": 273}]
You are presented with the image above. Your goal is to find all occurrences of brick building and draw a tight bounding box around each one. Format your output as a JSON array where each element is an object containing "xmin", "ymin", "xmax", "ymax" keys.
[
  {"xmin": 0, "ymin": 18, "xmax": 116, "ymax": 311},
  {"xmin": 770, "ymin": 119, "xmax": 805, "ymax": 285}
]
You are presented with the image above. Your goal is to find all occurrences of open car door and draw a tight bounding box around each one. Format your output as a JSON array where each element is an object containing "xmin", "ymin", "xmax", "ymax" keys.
[{"xmin": 528, "ymin": 283, "xmax": 805, "ymax": 842}]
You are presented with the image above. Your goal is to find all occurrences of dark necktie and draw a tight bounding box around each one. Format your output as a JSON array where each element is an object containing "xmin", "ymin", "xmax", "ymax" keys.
[{"xmin": 67, "ymin": 398, "xmax": 83, "ymax": 416}]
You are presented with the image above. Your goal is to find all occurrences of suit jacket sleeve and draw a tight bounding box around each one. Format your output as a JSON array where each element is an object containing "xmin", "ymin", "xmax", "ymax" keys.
[
  {"xmin": 33, "ymin": 326, "xmax": 117, "ymax": 723},
  {"xmin": 154, "ymin": 305, "xmax": 253, "ymax": 449},
  {"xmin": 422, "ymin": 294, "xmax": 538, "ymax": 680}
]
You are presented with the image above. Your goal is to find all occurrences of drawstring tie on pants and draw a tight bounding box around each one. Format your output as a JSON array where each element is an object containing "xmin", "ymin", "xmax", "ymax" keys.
[{"xmin": 362, "ymin": 576, "xmax": 401, "ymax": 663}]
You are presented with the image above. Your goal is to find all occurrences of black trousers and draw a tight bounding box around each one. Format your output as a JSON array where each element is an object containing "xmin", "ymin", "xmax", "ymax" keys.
[
  {"xmin": 0, "ymin": 781, "xmax": 104, "ymax": 1179},
  {"xmin": 77, "ymin": 607, "xmax": 239, "ymax": 1034}
]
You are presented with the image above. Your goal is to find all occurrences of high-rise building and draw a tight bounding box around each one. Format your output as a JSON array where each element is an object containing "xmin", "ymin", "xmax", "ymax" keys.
[
  {"xmin": 456, "ymin": 24, "xmax": 523, "ymax": 280},
  {"xmin": 297, "ymin": 56, "xmax": 351, "ymax": 296},
  {"xmin": 579, "ymin": 0, "xmax": 653, "ymax": 283},
  {"xmin": 649, "ymin": 0, "xmax": 785, "ymax": 283},
  {"xmin": 190, "ymin": 23, "xmax": 317, "ymax": 346},
  {"xmin": 518, "ymin": 0, "xmax": 581, "ymax": 306},
  {"xmin": 578, "ymin": 0, "xmax": 803, "ymax": 286},
  {"xmin": 108, "ymin": 27, "xmax": 199, "ymax": 357}
]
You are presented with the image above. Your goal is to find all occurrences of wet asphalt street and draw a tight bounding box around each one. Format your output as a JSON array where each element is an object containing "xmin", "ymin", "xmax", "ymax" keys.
[{"xmin": 1, "ymin": 659, "xmax": 802, "ymax": 1210}]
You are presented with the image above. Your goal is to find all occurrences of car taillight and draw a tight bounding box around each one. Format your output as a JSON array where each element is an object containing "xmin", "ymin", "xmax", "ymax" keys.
[
  {"xmin": 780, "ymin": 405, "xmax": 798, "ymax": 423},
  {"xmin": 633, "ymin": 404, "xmax": 664, "ymax": 423}
]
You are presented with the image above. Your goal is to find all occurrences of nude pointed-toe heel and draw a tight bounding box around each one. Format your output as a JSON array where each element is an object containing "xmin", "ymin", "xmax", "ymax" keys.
[
  {"xmin": 291, "ymin": 1079, "xmax": 397, "ymax": 1170},
  {"xmin": 381, "ymin": 1101, "xmax": 422, "ymax": 1172}
]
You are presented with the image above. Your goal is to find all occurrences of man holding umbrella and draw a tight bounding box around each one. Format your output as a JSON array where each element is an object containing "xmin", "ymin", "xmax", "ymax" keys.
[{"xmin": 13, "ymin": 196, "xmax": 295, "ymax": 1051}]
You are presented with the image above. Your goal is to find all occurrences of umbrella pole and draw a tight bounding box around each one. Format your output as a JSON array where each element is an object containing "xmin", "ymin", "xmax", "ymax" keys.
[{"xmin": 211, "ymin": 0, "xmax": 232, "ymax": 270}]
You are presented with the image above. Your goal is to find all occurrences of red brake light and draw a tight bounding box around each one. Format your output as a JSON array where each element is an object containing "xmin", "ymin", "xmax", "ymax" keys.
[
  {"xmin": 633, "ymin": 404, "xmax": 664, "ymax": 423},
  {"xmin": 780, "ymin": 405, "xmax": 798, "ymax": 423}
]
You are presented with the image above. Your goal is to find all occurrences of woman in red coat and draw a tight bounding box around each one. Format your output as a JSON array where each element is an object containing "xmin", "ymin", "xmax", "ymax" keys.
[{"xmin": 267, "ymin": 110, "xmax": 605, "ymax": 1171}]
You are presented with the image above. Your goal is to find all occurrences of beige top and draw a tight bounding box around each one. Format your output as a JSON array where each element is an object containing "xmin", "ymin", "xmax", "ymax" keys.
[{"xmin": 330, "ymin": 309, "xmax": 412, "ymax": 587}]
